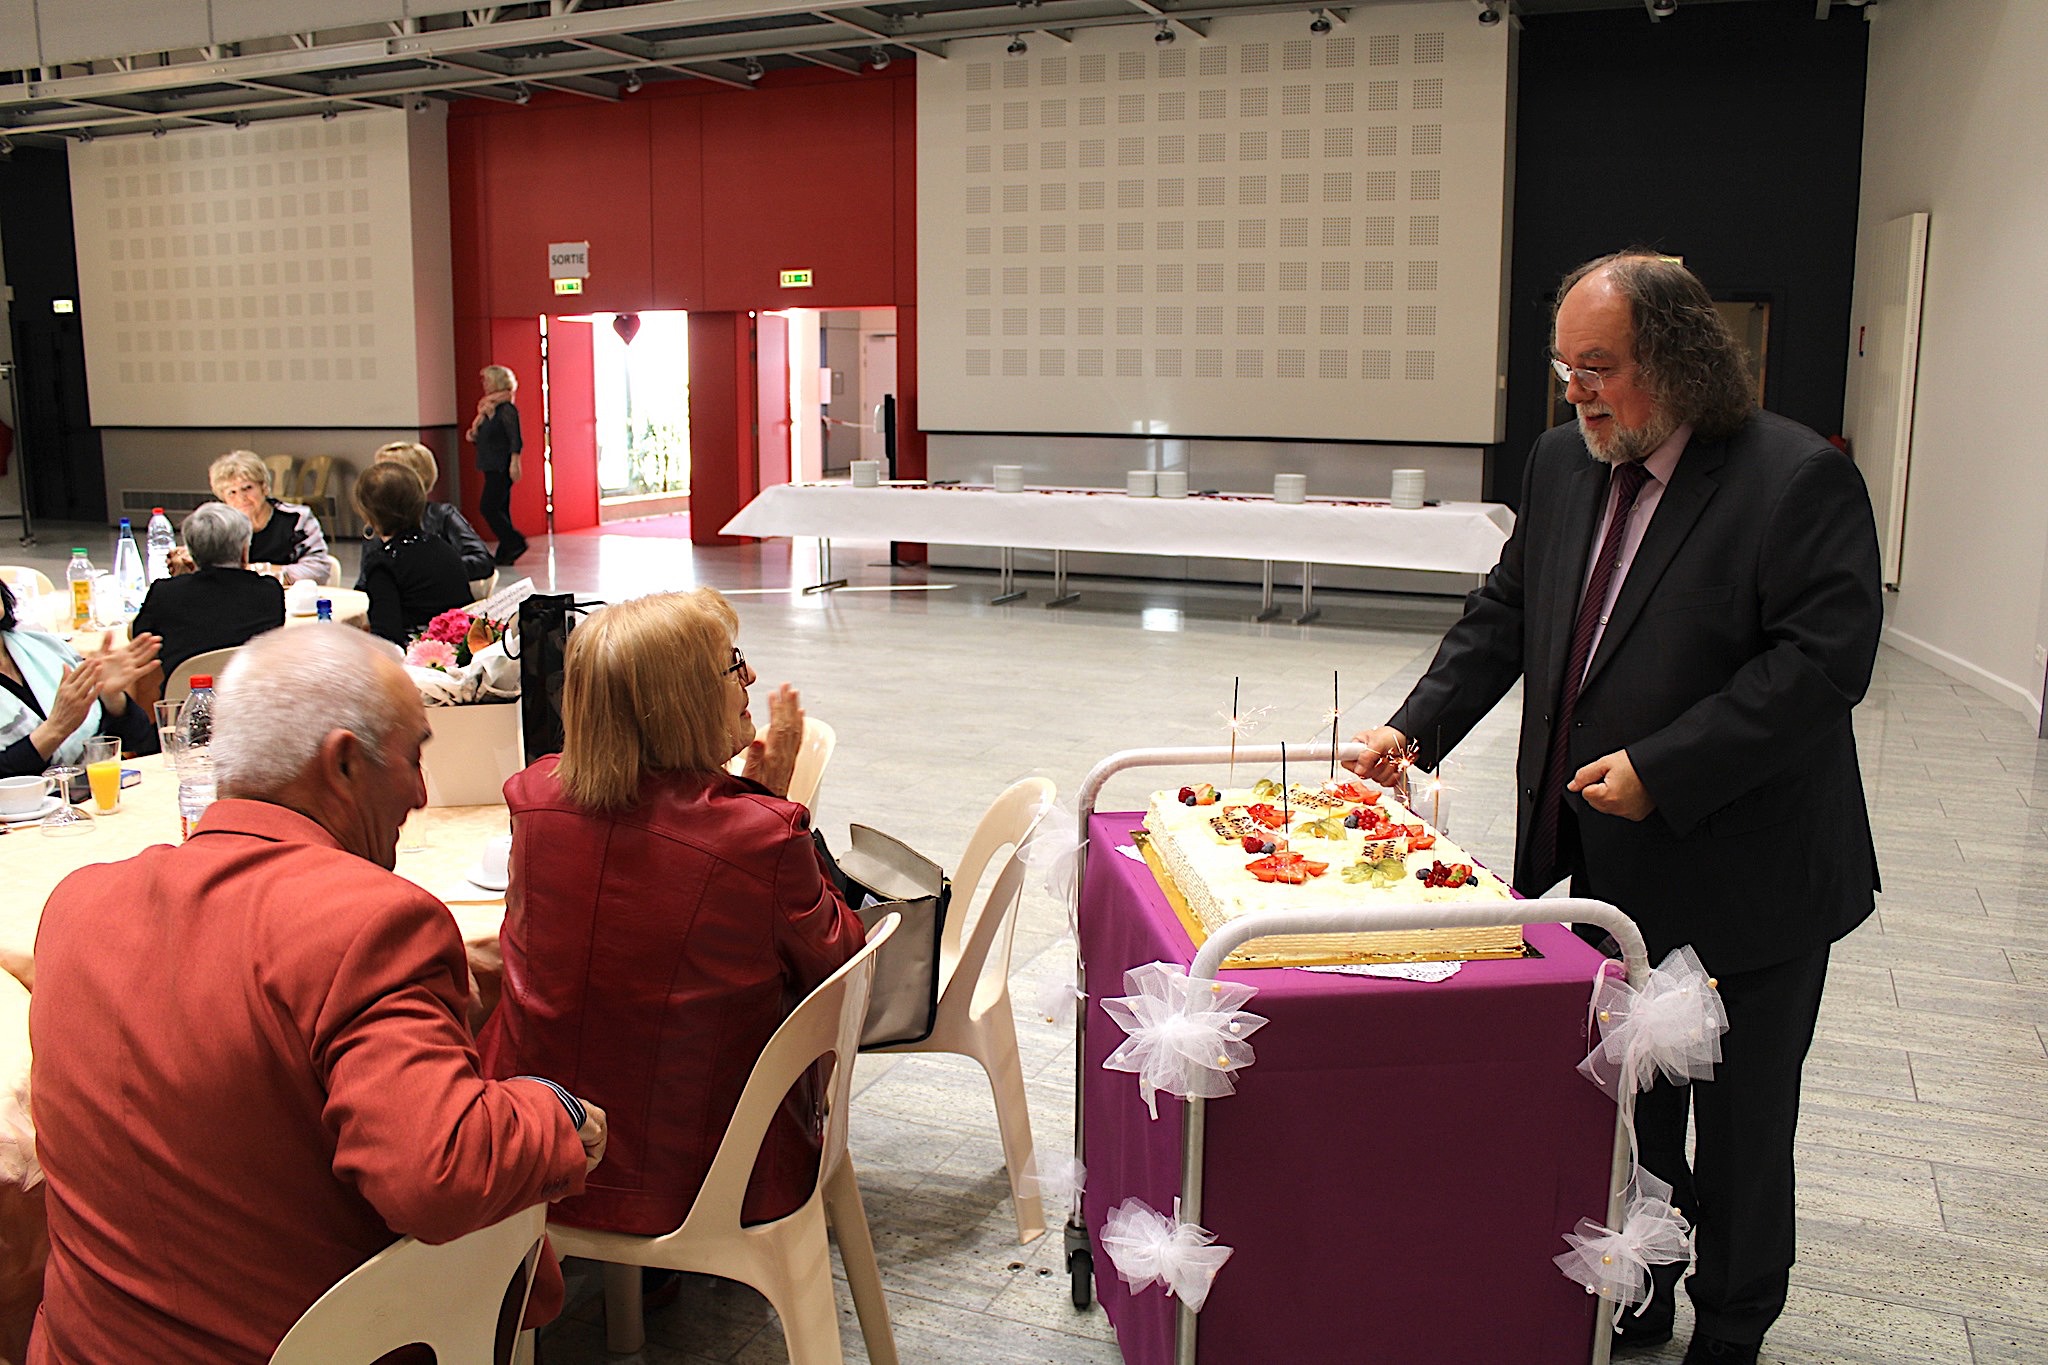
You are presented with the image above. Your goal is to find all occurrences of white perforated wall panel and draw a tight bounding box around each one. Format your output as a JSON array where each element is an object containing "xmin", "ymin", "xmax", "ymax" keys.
[
  {"xmin": 918, "ymin": 3, "xmax": 1511, "ymax": 442},
  {"xmin": 69, "ymin": 109, "xmax": 448, "ymax": 428}
]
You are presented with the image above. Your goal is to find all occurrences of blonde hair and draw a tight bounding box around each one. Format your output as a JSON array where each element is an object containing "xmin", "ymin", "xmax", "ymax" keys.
[
  {"xmin": 208, "ymin": 449, "xmax": 270, "ymax": 498},
  {"xmin": 374, "ymin": 441, "xmax": 439, "ymax": 494},
  {"xmin": 556, "ymin": 590, "xmax": 742, "ymax": 812},
  {"xmin": 481, "ymin": 364, "xmax": 517, "ymax": 393}
]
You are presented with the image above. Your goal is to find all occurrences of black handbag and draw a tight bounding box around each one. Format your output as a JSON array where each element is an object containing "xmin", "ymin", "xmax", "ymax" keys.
[
  {"xmin": 835, "ymin": 824, "xmax": 952, "ymax": 1049},
  {"xmin": 505, "ymin": 593, "xmax": 599, "ymax": 761}
]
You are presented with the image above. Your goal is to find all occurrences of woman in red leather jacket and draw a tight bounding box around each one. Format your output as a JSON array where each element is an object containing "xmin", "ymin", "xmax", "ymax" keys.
[{"xmin": 479, "ymin": 589, "xmax": 865, "ymax": 1232}]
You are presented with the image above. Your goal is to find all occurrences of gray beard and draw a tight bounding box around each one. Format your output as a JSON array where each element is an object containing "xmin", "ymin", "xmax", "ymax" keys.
[{"xmin": 1577, "ymin": 407, "xmax": 1678, "ymax": 466}]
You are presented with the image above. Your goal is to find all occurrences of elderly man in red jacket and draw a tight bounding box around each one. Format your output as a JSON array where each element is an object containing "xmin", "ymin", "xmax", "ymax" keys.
[{"xmin": 28, "ymin": 624, "xmax": 607, "ymax": 1365}]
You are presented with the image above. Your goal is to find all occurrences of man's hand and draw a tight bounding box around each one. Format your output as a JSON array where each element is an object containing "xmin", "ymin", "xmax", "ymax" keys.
[
  {"xmin": 741, "ymin": 683, "xmax": 805, "ymax": 799},
  {"xmin": 1569, "ymin": 749, "xmax": 1656, "ymax": 821},
  {"xmin": 576, "ymin": 1100, "xmax": 608, "ymax": 1172},
  {"xmin": 1342, "ymin": 725, "xmax": 1410, "ymax": 786}
]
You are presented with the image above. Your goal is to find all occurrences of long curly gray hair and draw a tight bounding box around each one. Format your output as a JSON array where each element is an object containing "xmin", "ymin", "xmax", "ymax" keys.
[{"xmin": 1555, "ymin": 252, "xmax": 1756, "ymax": 441}]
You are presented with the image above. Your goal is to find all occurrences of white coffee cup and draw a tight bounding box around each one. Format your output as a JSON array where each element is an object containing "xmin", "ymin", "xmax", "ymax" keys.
[
  {"xmin": 0, "ymin": 774, "xmax": 54, "ymax": 816},
  {"xmin": 993, "ymin": 464, "xmax": 1026, "ymax": 493},
  {"xmin": 850, "ymin": 460, "xmax": 882, "ymax": 488},
  {"xmin": 1391, "ymin": 468, "xmax": 1426, "ymax": 510},
  {"xmin": 1273, "ymin": 473, "xmax": 1308, "ymax": 504},
  {"xmin": 1156, "ymin": 469, "xmax": 1189, "ymax": 498},
  {"xmin": 480, "ymin": 834, "xmax": 512, "ymax": 887},
  {"xmin": 1126, "ymin": 470, "xmax": 1157, "ymax": 497}
]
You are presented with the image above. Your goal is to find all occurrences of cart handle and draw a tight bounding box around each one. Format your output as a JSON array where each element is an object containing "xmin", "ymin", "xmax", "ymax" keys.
[
  {"xmin": 1189, "ymin": 898, "xmax": 1650, "ymax": 987},
  {"xmin": 1077, "ymin": 743, "xmax": 1371, "ymax": 851}
]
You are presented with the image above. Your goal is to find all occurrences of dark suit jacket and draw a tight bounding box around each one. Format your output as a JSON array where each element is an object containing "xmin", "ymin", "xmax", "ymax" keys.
[
  {"xmin": 130, "ymin": 565, "xmax": 286, "ymax": 678},
  {"xmin": 1389, "ymin": 410, "xmax": 1882, "ymax": 974}
]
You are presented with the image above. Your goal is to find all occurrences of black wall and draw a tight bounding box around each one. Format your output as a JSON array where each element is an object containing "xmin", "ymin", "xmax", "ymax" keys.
[
  {"xmin": 1494, "ymin": 1, "xmax": 1870, "ymax": 503},
  {"xmin": 1, "ymin": 142, "xmax": 107, "ymax": 524}
]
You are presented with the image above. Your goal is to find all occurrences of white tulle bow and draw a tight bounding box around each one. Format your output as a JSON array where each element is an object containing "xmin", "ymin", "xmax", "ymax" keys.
[
  {"xmin": 1101, "ymin": 1198, "xmax": 1234, "ymax": 1312},
  {"xmin": 1101, "ymin": 962, "xmax": 1268, "ymax": 1119},
  {"xmin": 1021, "ymin": 1154, "xmax": 1087, "ymax": 1210},
  {"xmin": 1578, "ymin": 946, "xmax": 1730, "ymax": 1101},
  {"xmin": 1554, "ymin": 1167, "xmax": 1692, "ymax": 1313},
  {"xmin": 1020, "ymin": 801, "xmax": 1084, "ymax": 914}
]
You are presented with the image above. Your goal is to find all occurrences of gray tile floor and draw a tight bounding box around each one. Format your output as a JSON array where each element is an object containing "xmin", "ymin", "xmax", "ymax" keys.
[{"xmin": 13, "ymin": 522, "xmax": 2047, "ymax": 1364}]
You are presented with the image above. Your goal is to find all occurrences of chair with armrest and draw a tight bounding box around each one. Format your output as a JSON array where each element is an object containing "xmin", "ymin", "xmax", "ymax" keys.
[
  {"xmin": 268, "ymin": 1203, "xmax": 547, "ymax": 1365},
  {"xmin": 534, "ymin": 916, "xmax": 902, "ymax": 1364},
  {"xmin": 166, "ymin": 647, "xmax": 241, "ymax": 703},
  {"xmin": 863, "ymin": 776, "xmax": 1056, "ymax": 1244}
]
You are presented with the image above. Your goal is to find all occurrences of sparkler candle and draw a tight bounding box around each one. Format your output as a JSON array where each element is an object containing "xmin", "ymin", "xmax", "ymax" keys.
[
  {"xmin": 1329, "ymin": 671, "xmax": 1340, "ymax": 779},
  {"xmin": 1230, "ymin": 677, "xmax": 1240, "ymax": 780}
]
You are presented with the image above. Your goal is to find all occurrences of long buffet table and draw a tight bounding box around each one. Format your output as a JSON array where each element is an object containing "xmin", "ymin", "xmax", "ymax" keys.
[{"xmin": 721, "ymin": 482, "xmax": 1513, "ymax": 620}]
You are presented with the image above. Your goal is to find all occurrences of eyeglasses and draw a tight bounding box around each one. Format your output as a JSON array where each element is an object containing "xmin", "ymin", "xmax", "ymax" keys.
[
  {"xmin": 1550, "ymin": 358, "xmax": 1632, "ymax": 393},
  {"xmin": 723, "ymin": 646, "xmax": 749, "ymax": 679}
]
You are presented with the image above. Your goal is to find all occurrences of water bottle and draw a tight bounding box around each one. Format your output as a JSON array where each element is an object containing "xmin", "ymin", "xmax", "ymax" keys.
[
  {"xmin": 179, "ymin": 676, "xmax": 216, "ymax": 748},
  {"xmin": 315, "ymin": 598, "xmax": 333, "ymax": 622},
  {"xmin": 113, "ymin": 518, "xmax": 147, "ymax": 615},
  {"xmin": 145, "ymin": 508, "xmax": 176, "ymax": 583},
  {"xmin": 177, "ymin": 765, "xmax": 217, "ymax": 841},
  {"xmin": 65, "ymin": 548, "xmax": 95, "ymax": 630}
]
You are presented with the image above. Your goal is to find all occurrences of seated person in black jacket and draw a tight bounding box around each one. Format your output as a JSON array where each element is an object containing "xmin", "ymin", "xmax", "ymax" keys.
[
  {"xmin": 352, "ymin": 461, "xmax": 473, "ymax": 647},
  {"xmin": 132, "ymin": 502, "xmax": 287, "ymax": 680},
  {"xmin": 370, "ymin": 441, "xmax": 496, "ymax": 586}
]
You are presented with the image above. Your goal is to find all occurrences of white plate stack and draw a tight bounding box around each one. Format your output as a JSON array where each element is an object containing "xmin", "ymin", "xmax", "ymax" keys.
[
  {"xmin": 1273, "ymin": 473, "xmax": 1308, "ymax": 504},
  {"xmin": 1126, "ymin": 470, "xmax": 1156, "ymax": 497},
  {"xmin": 993, "ymin": 464, "xmax": 1026, "ymax": 493},
  {"xmin": 1391, "ymin": 468, "xmax": 1427, "ymax": 510},
  {"xmin": 1156, "ymin": 469, "xmax": 1189, "ymax": 499},
  {"xmin": 850, "ymin": 460, "xmax": 882, "ymax": 487}
]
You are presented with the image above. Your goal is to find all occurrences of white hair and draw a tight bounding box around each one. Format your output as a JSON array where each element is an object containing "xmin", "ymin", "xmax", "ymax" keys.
[
  {"xmin": 181, "ymin": 502, "xmax": 252, "ymax": 568},
  {"xmin": 212, "ymin": 624, "xmax": 408, "ymax": 798}
]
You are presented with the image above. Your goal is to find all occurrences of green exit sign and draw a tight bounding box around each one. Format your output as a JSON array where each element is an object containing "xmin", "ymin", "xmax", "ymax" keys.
[
  {"xmin": 553, "ymin": 277, "xmax": 583, "ymax": 295},
  {"xmin": 779, "ymin": 269, "xmax": 814, "ymax": 288}
]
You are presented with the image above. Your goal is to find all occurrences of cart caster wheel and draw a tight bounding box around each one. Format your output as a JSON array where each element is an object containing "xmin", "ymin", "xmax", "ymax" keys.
[{"xmin": 1069, "ymin": 1246, "xmax": 1094, "ymax": 1309}]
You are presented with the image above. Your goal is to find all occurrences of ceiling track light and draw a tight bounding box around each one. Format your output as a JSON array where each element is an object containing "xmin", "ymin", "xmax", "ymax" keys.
[
  {"xmin": 1007, "ymin": 33, "xmax": 1028, "ymax": 55},
  {"xmin": 1154, "ymin": 21, "xmax": 1175, "ymax": 43},
  {"xmin": 512, "ymin": 81, "xmax": 532, "ymax": 104},
  {"xmin": 743, "ymin": 58, "xmax": 765, "ymax": 82},
  {"xmin": 1646, "ymin": 0, "xmax": 1677, "ymax": 16},
  {"xmin": 75, "ymin": 128, "xmax": 93, "ymax": 143},
  {"xmin": 623, "ymin": 70, "xmax": 643, "ymax": 93},
  {"xmin": 868, "ymin": 45, "xmax": 891, "ymax": 70},
  {"xmin": 151, "ymin": 122, "xmax": 168, "ymax": 138},
  {"xmin": 1309, "ymin": 9, "xmax": 1332, "ymax": 34},
  {"xmin": 0, "ymin": 136, "xmax": 13, "ymax": 159},
  {"xmin": 1477, "ymin": 3, "xmax": 1502, "ymax": 24},
  {"xmin": 320, "ymin": 105, "xmax": 339, "ymax": 121},
  {"xmin": 232, "ymin": 112, "xmax": 250, "ymax": 129}
]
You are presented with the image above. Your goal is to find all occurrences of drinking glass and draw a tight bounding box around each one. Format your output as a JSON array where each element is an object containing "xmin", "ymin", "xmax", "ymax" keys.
[
  {"xmin": 83, "ymin": 736, "xmax": 122, "ymax": 814},
  {"xmin": 39, "ymin": 764, "xmax": 95, "ymax": 835}
]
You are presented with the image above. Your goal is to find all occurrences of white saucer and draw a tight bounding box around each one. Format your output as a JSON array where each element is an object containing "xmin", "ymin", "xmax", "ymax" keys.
[
  {"xmin": 465, "ymin": 863, "xmax": 509, "ymax": 893},
  {"xmin": 0, "ymin": 796, "xmax": 65, "ymax": 825}
]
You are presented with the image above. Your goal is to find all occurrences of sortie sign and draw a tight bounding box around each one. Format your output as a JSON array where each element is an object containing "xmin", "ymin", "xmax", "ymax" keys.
[{"xmin": 549, "ymin": 241, "xmax": 590, "ymax": 280}]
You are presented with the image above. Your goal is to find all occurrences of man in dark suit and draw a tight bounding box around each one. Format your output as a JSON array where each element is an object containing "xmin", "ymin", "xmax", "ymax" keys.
[
  {"xmin": 1349, "ymin": 252, "xmax": 1882, "ymax": 1364},
  {"xmin": 131, "ymin": 501, "xmax": 287, "ymax": 679}
]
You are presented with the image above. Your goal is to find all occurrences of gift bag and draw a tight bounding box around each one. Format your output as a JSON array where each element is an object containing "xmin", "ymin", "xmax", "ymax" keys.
[
  {"xmin": 838, "ymin": 824, "xmax": 951, "ymax": 1049},
  {"xmin": 507, "ymin": 593, "xmax": 599, "ymax": 761}
]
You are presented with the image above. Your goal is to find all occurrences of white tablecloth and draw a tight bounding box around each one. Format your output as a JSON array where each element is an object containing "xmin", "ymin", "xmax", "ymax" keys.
[{"xmin": 721, "ymin": 483, "xmax": 1514, "ymax": 576}]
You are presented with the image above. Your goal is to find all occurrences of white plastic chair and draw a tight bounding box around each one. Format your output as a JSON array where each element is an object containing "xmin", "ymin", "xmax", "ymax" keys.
[
  {"xmin": 268, "ymin": 1203, "xmax": 547, "ymax": 1365},
  {"xmin": 0, "ymin": 566, "xmax": 54, "ymax": 599},
  {"xmin": 866, "ymin": 776, "xmax": 1056, "ymax": 1244},
  {"xmin": 727, "ymin": 715, "xmax": 837, "ymax": 810},
  {"xmin": 537, "ymin": 916, "xmax": 901, "ymax": 1364},
  {"xmin": 166, "ymin": 646, "xmax": 241, "ymax": 702}
]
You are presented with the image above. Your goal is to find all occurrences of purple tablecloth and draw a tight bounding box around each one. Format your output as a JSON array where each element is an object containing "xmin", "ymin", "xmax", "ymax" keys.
[{"xmin": 1080, "ymin": 814, "xmax": 1617, "ymax": 1365}]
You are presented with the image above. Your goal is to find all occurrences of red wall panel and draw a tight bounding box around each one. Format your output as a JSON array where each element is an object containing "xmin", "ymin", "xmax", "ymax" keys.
[
  {"xmin": 646, "ymin": 99, "xmax": 707, "ymax": 310},
  {"xmin": 479, "ymin": 102, "xmax": 655, "ymax": 317},
  {"xmin": 698, "ymin": 80, "xmax": 901, "ymax": 311}
]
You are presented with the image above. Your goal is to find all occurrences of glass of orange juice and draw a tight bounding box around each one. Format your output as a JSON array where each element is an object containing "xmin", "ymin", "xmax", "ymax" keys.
[{"xmin": 83, "ymin": 736, "xmax": 122, "ymax": 814}]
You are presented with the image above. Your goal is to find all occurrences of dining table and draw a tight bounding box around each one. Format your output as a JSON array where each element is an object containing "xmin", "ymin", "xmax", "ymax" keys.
[{"xmin": 0, "ymin": 754, "xmax": 513, "ymax": 1364}]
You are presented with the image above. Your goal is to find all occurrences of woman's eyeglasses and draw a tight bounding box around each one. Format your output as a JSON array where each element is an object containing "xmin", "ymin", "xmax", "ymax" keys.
[{"xmin": 723, "ymin": 646, "xmax": 748, "ymax": 679}]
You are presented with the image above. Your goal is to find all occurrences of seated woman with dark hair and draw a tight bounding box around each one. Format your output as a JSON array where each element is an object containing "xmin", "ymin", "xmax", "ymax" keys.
[
  {"xmin": 351, "ymin": 461, "xmax": 473, "ymax": 647},
  {"xmin": 131, "ymin": 503, "xmax": 286, "ymax": 679},
  {"xmin": 370, "ymin": 442, "xmax": 495, "ymax": 585},
  {"xmin": 479, "ymin": 589, "xmax": 864, "ymax": 1234},
  {"xmin": 0, "ymin": 581, "xmax": 160, "ymax": 778}
]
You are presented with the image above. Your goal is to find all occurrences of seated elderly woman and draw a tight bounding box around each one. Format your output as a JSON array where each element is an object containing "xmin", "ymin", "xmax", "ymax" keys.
[
  {"xmin": 480, "ymin": 589, "xmax": 864, "ymax": 1235},
  {"xmin": 370, "ymin": 442, "xmax": 495, "ymax": 585},
  {"xmin": 351, "ymin": 461, "xmax": 473, "ymax": 647},
  {"xmin": 131, "ymin": 503, "xmax": 286, "ymax": 680},
  {"xmin": 201, "ymin": 450, "xmax": 335, "ymax": 586},
  {"xmin": 0, "ymin": 581, "xmax": 160, "ymax": 778}
]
